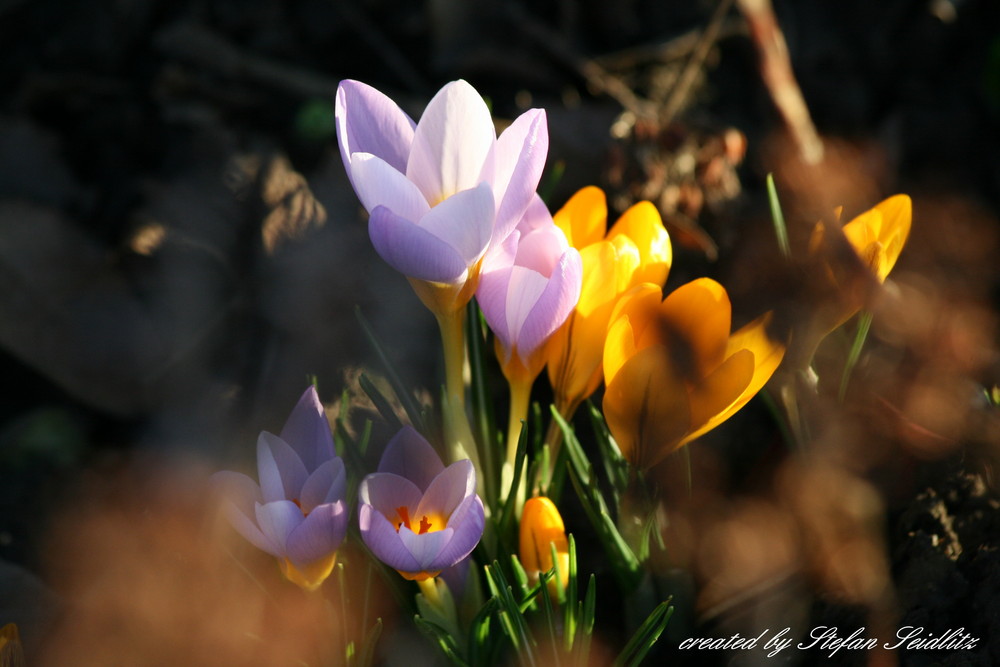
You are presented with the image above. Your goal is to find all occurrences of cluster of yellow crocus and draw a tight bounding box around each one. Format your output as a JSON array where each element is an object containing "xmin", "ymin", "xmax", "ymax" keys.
[
  {"xmin": 544, "ymin": 187, "xmax": 672, "ymax": 417},
  {"xmin": 602, "ymin": 280, "xmax": 785, "ymax": 469}
]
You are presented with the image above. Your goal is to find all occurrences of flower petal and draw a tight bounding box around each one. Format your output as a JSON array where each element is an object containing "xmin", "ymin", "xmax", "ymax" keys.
[
  {"xmin": 415, "ymin": 460, "xmax": 477, "ymax": 520},
  {"xmin": 397, "ymin": 526, "xmax": 454, "ymax": 571},
  {"xmin": 376, "ymin": 426, "xmax": 445, "ymax": 491},
  {"xmin": 553, "ymin": 186, "xmax": 607, "ymax": 249},
  {"xmin": 658, "ymin": 278, "xmax": 732, "ymax": 378},
  {"xmin": 516, "ymin": 248, "xmax": 582, "ymax": 358},
  {"xmin": 254, "ymin": 500, "xmax": 304, "ymax": 557},
  {"xmin": 358, "ymin": 473, "xmax": 424, "ymax": 519},
  {"xmin": 285, "ymin": 500, "xmax": 348, "ymax": 568},
  {"xmin": 682, "ymin": 348, "xmax": 756, "ymax": 445},
  {"xmin": 607, "ymin": 201, "xmax": 672, "ymax": 287},
  {"xmin": 350, "ymin": 152, "xmax": 431, "ymax": 221},
  {"xmin": 603, "ymin": 283, "xmax": 663, "ymax": 387},
  {"xmin": 299, "ymin": 457, "xmax": 346, "ymax": 512},
  {"xmin": 427, "ymin": 495, "xmax": 485, "ymax": 569},
  {"xmin": 417, "ymin": 182, "xmax": 495, "ymax": 268},
  {"xmin": 336, "ymin": 79, "xmax": 415, "ymax": 177},
  {"xmin": 488, "ymin": 108, "xmax": 549, "ymax": 245},
  {"xmin": 212, "ymin": 471, "xmax": 276, "ymax": 556},
  {"xmin": 602, "ymin": 345, "xmax": 692, "ymax": 469},
  {"xmin": 358, "ymin": 503, "xmax": 422, "ymax": 573},
  {"xmin": 368, "ymin": 205, "xmax": 469, "ymax": 283},
  {"xmin": 406, "ymin": 80, "xmax": 495, "ymax": 204},
  {"xmin": 257, "ymin": 432, "xmax": 309, "ymax": 504},
  {"xmin": 279, "ymin": 386, "xmax": 335, "ymax": 472}
]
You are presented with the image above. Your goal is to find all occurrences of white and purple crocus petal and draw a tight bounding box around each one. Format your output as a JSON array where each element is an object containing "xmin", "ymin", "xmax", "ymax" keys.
[
  {"xmin": 483, "ymin": 109, "xmax": 550, "ymax": 248},
  {"xmin": 336, "ymin": 78, "xmax": 549, "ymax": 288},
  {"xmin": 335, "ymin": 79, "xmax": 416, "ymax": 186},
  {"xmin": 212, "ymin": 387, "xmax": 348, "ymax": 575},
  {"xmin": 477, "ymin": 211, "xmax": 582, "ymax": 364},
  {"xmin": 358, "ymin": 427, "xmax": 486, "ymax": 579}
]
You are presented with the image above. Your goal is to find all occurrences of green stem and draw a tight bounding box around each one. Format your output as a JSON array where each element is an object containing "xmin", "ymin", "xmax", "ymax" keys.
[
  {"xmin": 436, "ymin": 309, "xmax": 482, "ymax": 476},
  {"xmin": 501, "ymin": 375, "xmax": 533, "ymax": 510}
]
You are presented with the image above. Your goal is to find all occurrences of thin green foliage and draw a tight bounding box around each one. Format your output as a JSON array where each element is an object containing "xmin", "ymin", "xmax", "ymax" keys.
[
  {"xmin": 467, "ymin": 301, "xmax": 498, "ymax": 502},
  {"xmin": 614, "ymin": 601, "xmax": 674, "ymax": 667},
  {"xmin": 766, "ymin": 173, "xmax": 790, "ymax": 258},
  {"xmin": 355, "ymin": 306, "xmax": 426, "ymax": 431},
  {"xmin": 838, "ymin": 311, "xmax": 873, "ymax": 402},
  {"xmin": 553, "ymin": 407, "xmax": 642, "ymax": 591},
  {"xmin": 358, "ymin": 373, "xmax": 403, "ymax": 431}
]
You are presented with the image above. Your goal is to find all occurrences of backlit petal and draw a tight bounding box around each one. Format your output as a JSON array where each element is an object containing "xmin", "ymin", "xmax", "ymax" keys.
[
  {"xmin": 359, "ymin": 503, "xmax": 423, "ymax": 573},
  {"xmin": 336, "ymin": 79, "xmax": 416, "ymax": 177},
  {"xmin": 406, "ymin": 80, "xmax": 495, "ymax": 204},
  {"xmin": 603, "ymin": 283, "xmax": 663, "ymax": 386},
  {"xmin": 359, "ymin": 473, "xmax": 424, "ymax": 519},
  {"xmin": 658, "ymin": 278, "xmax": 732, "ymax": 377},
  {"xmin": 425, "ymin": 495, "xmax": 485, "ymax": 569},
  {"xmin": 279, "ymin": 386, "xmax": 335, "ymax": 471},
  {"xmin": 299, "ymin": 457, "xmax": 346, "ymax": 512},
  {"xmin": 603, "ymin": 345, "xmax": 691, "ymax": 469},
  {"xmin": 415, "ymin": 460, "xmax": 477, "ymax": 519},
  {"xmin": 257, "ymin": 432, "xmax": 308, "ymax": 503},
  {"xmin": 285, "ymin": 500, "xmax": 348, "ymax": 568},
  {"xmin": 368, "ymin": 205, "xmax": 468, "ymax": 283},
  {"xmin": 350, "ymin": 153, "xmax": 430, "ymax": 220},
  {"xmin": 553, "ymin": 186, "xmax": 607, "ymax": 249},
  {"xmin": 418, "ymin": 182, "xmax": 495, "ymax": 267},
  {"xmin": 489, "ymin": 109, "xmax": 549, "ymax": 244},
  {"xmin": 377, "ymin": 425, "xmax": 445, "ymax": 490},
  {"xmin": 255, "ymin": 500, "xmax": 304, "ymax": 556},
  {"xmin": 608, "ymin": 200, "xmax": 671, "ymax": 287},
  {"xmin": 517, "ymin": 248, "xmax": 582, "ymax": 358}
]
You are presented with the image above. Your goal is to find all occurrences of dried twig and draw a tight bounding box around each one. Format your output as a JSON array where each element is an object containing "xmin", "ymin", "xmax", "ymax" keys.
[
  {"xmin": 659, "ymin": 0, "xmax": 737, "ymax": 127},
  {"xmin": 737, "ymin": 0, "xmax": 824, "ymax": 164},
  {"xmin": 501, "ymin": 1, "xmax": 660, "ymax": 121}
]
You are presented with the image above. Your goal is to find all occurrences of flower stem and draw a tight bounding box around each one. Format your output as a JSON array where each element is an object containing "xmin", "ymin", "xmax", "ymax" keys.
[
  {"xmin": 500, "ymin": 374, "xmax": 533, "ymax": 512},
  {"xmin": 436, "ymin": 309, "xmax": 484, "ymax": 495}
]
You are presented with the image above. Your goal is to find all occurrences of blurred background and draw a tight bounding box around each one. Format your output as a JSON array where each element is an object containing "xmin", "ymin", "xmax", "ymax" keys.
[{"xmin": 1, "ymin": 0, "xmax": 999, "ymax": 664}]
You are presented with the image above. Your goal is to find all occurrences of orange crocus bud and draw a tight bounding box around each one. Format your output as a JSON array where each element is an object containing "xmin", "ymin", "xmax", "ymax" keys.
[{"xmin": 519, "ymin": 497, "xmax": 570, "ymax": 599}]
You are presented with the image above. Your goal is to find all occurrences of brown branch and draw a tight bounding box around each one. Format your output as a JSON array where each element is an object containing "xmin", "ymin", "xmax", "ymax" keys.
[{"xmin": 737, "ymin": 0, "xmax": 824, "ymax": 164}]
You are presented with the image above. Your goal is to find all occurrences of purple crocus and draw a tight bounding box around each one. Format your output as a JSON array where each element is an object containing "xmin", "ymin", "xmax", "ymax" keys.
[
  {"xmin": 336, "ymin": 79, "xmax": 548, "ymax": 295},
  {"xmin": 358, "ymin": 426, "xmax": 485, "ymax": 581},
  {"xmin": 476, "ymin": 196, "xmax": 583, "ymax": 380},
  {"xmin": 213, "ymin": 387, "xmax": 348, "ymax": 591}
]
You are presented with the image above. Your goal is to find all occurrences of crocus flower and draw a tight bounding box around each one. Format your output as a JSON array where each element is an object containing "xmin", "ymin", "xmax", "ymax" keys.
[
  {"xmin": 336, "ymin": 78, "xmax": 548, "ymax": 315},
  {"xmin": 603, "ymin": 279, "xmax": 784, "ymax": 469},
  {"xmin": 788, "ymin": 194, "xmax": 912, "ymax": 369},
  {"xmin": 477, "ymin": 196, "xmax": 582, "ymax": 384},
  {"xmin": 519, "ymin": 496, "xmax": 569, "ymax": 598},
  {"xmin": 213, "ymin": 387, "xmax": 348, "ymax": 591},
  {"xmin": 358, "ymin": 426, "xmax": 485, "ymax": 581},
  {"xmin": 545, "ymin": 186, "xmax": 672, "ymax": 416}
]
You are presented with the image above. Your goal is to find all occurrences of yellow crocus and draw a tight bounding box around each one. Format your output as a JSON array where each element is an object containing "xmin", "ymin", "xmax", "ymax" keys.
[
  {"xmin": 603, "ymin": 279, "xmax": 784, "ymax": 469},
  {"xmin": 545, "ymin": 187, "xmax": 672, "ymax": 416},
  {"xmin": 519, "ymin": 496, "xmax": 570, "ymax": 598},
  {"xmin": 792, "ymin": 194, "xmax": 912, "ymax": 367}
]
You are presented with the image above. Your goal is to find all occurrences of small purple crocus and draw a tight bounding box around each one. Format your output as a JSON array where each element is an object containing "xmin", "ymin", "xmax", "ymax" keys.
[
  {"xmin": 213, "ymin": 387, "xmax": 348, "ymax": 591},
  {"xmin": 476, "ymin": 196, "xmax": 583, "ymax": 380},
  {"xmin": 358, "ymin": 426, "xmax": 485, "ymax": 581},
  {"xmin": 336, "ymin": 79, "xmax": 548, "ymax": 291}
]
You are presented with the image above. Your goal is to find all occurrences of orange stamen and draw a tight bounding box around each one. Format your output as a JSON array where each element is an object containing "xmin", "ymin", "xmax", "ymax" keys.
[
  {"xmin": 418, "ymin": 516, "xmax": 433, "ymax": 534},
  {"xmin": 395, "ymin": 506, "xmax": 412, "ymax": 532}
]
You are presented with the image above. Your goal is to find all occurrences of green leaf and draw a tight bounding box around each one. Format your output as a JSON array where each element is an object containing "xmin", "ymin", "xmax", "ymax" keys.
[
  {"xmin": 766, "ymin": 173, "xmax": 790, "ymax": 258},
  {"xmin": 838, "ymin": 310, "xmax": 873, "ymax": 402},
  {"xmin": 467, "ymin": 301, "xmax": 499, "ymax": 502},
  {"xmin": 614, "ymin": 602, "xmax": 673, "ymax": 667},
  {"xmin": 413, "ymin": 615, "xmax": 469, "ymax": 666},
  {"xmin": 358, "ymin": 373, "xmax": 403, "ymax": 431},
  {"xmin": 355, "ymin": 306, "xmax": 425, "ymax": 431}
]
